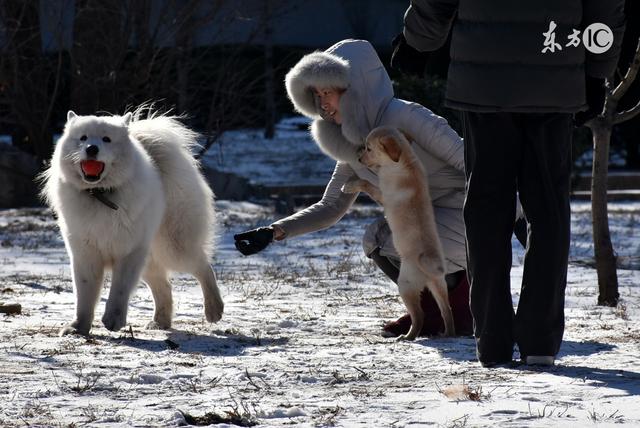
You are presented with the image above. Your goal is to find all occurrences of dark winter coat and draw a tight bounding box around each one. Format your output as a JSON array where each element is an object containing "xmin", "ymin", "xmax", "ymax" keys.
[{"xmin": 403, "ymin": 0, "xmax": 626, "ymax": 112}]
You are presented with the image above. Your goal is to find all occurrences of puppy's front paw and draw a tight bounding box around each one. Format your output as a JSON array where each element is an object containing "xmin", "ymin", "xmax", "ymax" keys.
[
  {"xmin": 341, "ymin": 178, "xmax": 364, "ymax": 194},
  {"xmin": 102, "ymin": 307, "xmax": 127, "ymax": 332},
  {"xmin": 59, "ymin": 320, "xmax": 90, "ymax": 337},
  {"xmin": 341, "ymin": 183, "xmax": 356, "ymax": 194}
]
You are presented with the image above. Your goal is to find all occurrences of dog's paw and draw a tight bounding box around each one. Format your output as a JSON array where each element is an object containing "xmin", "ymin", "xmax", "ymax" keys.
[
  {"xmin": 341, "ymin": 180, "xmax": 362, "ymax": 194},
  {"xmin": 442, "ymin": 328, "xmax": 456, "ymax": 337},
  {"xmin": 59, "ymin": 320, "xmax": 90, "ymax": 337},
  {"xmin": 204, "ymin": 297, "xmax": 224, "ymax": 323},
  {"xmin": 145, "ymin": 319, "xmax": 171, "ymax": 330},
  {"xmin": 341, "ymin": 176, "xmax": 367, "ymax": 194},
  {"xmin": 148, "ymin": 308, "xmax": 172, "ymax": 330},
  {"xmin": 102, "ymin": 307, "xmax": 127, "ymax": 332},
  {"xmin": 396, "ymin": 334, "xmax": 416, "ymax": 342}
]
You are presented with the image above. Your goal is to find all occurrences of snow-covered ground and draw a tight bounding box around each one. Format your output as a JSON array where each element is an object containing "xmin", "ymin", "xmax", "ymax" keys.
[{"xmin": 0, "ymin": 199, "xmax": 638, "ymax": 427}]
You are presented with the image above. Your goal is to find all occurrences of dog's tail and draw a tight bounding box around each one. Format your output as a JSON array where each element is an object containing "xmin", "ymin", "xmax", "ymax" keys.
[
  {"xmin": 127, "ymin": 105, "xmax": 219, "ymax": 258},
  {"xmin": 127, "ymin": 104, "xmax": 200, "ymax": 166},
  {"xmin": 36, "ymin": 146, "xmax": 63, "ymax": 212}
]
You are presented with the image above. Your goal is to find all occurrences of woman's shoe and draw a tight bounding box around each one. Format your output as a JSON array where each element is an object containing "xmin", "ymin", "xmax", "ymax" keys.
[{"xmin": 381, "ymin": 313, "xmax": 412, "ymax": 337}]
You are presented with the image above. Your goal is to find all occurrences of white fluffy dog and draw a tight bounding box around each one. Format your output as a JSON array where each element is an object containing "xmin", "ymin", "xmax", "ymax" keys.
[{"xmin": 42, "ymin": 108, "xmax": 224, "ymax": 336}]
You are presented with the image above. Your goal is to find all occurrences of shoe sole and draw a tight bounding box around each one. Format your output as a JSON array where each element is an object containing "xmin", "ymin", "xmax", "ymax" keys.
[{"xmin": 524, "ymin": 356, "xmax": 555, "ymax": 366}]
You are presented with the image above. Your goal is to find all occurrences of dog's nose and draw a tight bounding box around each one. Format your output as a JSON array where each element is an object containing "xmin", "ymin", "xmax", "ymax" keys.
[{"xmin": 85, "ymin": 145, "xmax": 99, "ymax": 157}]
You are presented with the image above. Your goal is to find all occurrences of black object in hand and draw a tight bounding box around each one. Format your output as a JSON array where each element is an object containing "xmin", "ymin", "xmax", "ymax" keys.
[
  {"xmin": 390, "ymin": 33, "xmax": 429, "ymax": 76},
  {"xmin": 234, "ymin": 227, "xmax": 274, "ymax": 256}
]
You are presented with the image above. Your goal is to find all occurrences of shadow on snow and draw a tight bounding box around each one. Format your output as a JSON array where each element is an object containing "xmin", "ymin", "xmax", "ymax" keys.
[{"xmin": 98, "ymin": 328, "xmax": 290, "ymax": 357}]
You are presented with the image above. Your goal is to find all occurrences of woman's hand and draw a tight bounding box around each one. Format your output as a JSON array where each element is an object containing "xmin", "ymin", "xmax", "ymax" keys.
[
  {"xmin": 234, "ymin": 225, "xmax": 286, "ymax": 255},
  {"xmin": 234, "ymin": 227, "xmax": 274, "ymax": 255}
]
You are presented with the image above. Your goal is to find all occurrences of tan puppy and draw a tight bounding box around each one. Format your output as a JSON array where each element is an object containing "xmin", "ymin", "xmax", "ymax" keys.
[{"xmin": 342, "ymin": 126, "xmax": 455, "ymax": 340}]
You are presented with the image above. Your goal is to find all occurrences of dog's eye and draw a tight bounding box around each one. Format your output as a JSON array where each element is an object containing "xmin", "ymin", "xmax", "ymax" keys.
[
  {"xmin": 102, "ymin": 136, "xmax": 111, "ymax": 143},
  {"xmin": 80, "ymin": 135, "xmax": 87, "ymax": 141}
]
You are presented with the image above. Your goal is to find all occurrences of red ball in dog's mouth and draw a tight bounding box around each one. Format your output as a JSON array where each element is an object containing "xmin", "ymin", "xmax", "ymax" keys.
[{"xmin": 80, "ymin": 160, "xmax": 105, "ymax": 180}]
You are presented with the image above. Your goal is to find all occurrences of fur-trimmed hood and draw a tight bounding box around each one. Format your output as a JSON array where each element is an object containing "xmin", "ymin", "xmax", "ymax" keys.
[{"xmin": 285, "ymin": 39, "xmax": 394, "ymax": 163}]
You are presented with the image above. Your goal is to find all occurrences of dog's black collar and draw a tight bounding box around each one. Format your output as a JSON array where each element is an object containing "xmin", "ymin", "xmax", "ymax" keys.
[{"xmin": 86, "ymin": 188, "xmax": 119, "ymax": 210}]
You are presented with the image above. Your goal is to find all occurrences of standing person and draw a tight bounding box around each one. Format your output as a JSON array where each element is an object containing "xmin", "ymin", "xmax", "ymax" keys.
[
  {"xmin": 234, "ymin": 39, "xmax": 473, "ymax": 337},
  {"xmin": 394, "ymin": 0, "xmax": 625, "ymax": 366}
]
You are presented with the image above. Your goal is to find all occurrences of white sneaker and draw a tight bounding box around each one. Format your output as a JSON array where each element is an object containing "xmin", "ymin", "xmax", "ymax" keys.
[{"xmin": 524, "ymin": 355, "xmax": 555, "ymax": 366}]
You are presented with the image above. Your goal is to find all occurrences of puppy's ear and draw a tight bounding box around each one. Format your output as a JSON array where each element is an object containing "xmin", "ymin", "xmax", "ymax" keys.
[
  {"xmin": 67, "ymin": 111, "xmax": 77, "ymax": 122},
  {"xmin": 122, "ymin": 112, "xmax": 132, "ymax": 127},
  {"xmin": 381, "ymin": 136, "xmax": 401, "ymax": 162}
]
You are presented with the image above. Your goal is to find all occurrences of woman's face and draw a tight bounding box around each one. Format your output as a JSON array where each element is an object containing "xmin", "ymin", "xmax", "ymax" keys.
[{"xmin": 314, "ymin": 87, "xmax": 343, "ymax": 124}]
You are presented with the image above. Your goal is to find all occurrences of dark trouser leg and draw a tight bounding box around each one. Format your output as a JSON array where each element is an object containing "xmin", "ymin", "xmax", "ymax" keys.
[
  {"xmin": 514, "ymin": 114, "xmax": 572, "ymax": 357},
  {"xmin": 462, "ymin": 111, "xmax": 521, "ymax": 363},
  {"xmin": 370, "ymin": 248, "xmax": 399, "ymax": 283}
]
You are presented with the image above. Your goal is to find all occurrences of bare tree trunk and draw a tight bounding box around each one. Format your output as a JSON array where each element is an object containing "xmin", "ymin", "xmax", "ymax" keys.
[
  {"xmin": 342, "ymin": 0, "xmax": 374, "ymax": 40},
  {"xmin": 586, "ymin": 38, "xmax": 640, "ymax": 306},
  {"xmin": 71, "ymin": 0, "xmax": 125, "ymax": 114},
  {"xmin": 176, "ymin": 43, "xmax": 191, "ymax": 115},
  {"xmin": 263, "ymin": 0, "xmax": 276, "ymax": 139},
  {"xmin": 0, "ymin": 0, "xmax": 55, "ymax": 166},
  {"xmin": 175, "ymin": 1, "xmax": 197, "ymax": 115},
  {"xmin": 587, "ymin": 89, "xmax": 620, "ymax": 306},
  {"xmin": 589, "ymin": 123, "xmax": 619, "ymax": 306}
]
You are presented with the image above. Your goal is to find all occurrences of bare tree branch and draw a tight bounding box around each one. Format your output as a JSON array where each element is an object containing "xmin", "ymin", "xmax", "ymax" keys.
[
  {"xmin": 611, "ymin": 38, "xmax": 640, "ymax": 102},
  {"xmin": 613, "ymin": 100, "xmax": 640, "ymax": 124},
  {"xmin": 611, "ymin": 38, "xmax": 640, "ymax": 125}
]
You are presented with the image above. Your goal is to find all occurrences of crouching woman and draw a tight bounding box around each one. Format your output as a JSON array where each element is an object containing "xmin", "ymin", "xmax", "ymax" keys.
[{"xmin": 235, "ymin": 39, "xmax": 472, "ymax": 336}]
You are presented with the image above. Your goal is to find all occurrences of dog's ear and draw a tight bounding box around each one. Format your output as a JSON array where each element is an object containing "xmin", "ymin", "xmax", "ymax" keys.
[
  {"xmin": 122, "ymin": 112, "xmax": 132, "ymax": 127},
  {"xmin": 67, "ymin": 111, "xmax": 77, "ymax": 122},
  {"xmin": 381, "ymin": 136, "xmax": 401, "ymax": 162},
  {"xmin": 399, "ymin": 129, "xmax": 414, "ymax": 143}
]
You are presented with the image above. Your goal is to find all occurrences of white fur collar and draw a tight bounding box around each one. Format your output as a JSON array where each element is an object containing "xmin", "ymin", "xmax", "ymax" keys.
[{"xmin": 311, "ymin": 120, "xmax": 362, "ymax": 164}]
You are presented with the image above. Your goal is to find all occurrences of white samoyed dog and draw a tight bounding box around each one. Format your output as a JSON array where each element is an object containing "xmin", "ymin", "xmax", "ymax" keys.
[{"xmin": 41, "ymin": 107, "xmax": 224, "ymax": 336}]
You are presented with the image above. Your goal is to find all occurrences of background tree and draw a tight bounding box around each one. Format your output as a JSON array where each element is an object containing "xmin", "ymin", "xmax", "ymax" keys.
[
  {"xmin": 263, "ymin": 0, "xmax": 276, "ymax": 140},
  {"xmin": 586, "ymin": 37, "xmax": 640, "ymax": 306},
  {"xmin": 0, "ymin": 0, "xmax": 64, "ymax": 166},
  {"xmin": 0, "ymin": 0, "xmax": 294, "ymax": 170}
]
